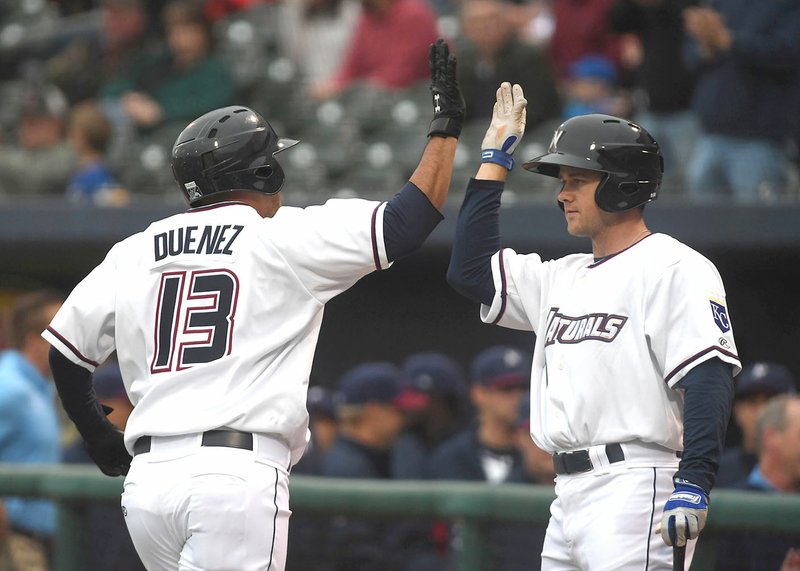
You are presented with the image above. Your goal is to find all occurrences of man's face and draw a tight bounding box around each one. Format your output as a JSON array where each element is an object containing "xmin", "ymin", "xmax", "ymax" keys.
[
  {"xmin": 474, "ymin": 384, "xmax": 526, "ymax": 428},
  {"xmin": 557, "ymin": 166, "xmax": 607, "ymax": 238},
  {"xmin": 775, "ymin": 400, "xmax": 800, "ymax": 485},
  {"xmin": 734, "ymin": 393, "xmax": 773, "ymax": 451}
]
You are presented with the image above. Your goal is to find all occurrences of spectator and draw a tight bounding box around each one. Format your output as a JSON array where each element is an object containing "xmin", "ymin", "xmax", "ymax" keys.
[
  {"xmin": 0, "ymin": 83, "xmax": 76, "ymax": 197},
  {"xmin": 62, "ymin": 362, "xmax": 145, "ymax": 571},
  {"xmin": 494, "ymin": 394, "xmax": 554, "ymax": 571},
  {"xmin": 46, "ymin": 0, "xmax": 156, "ymax": 105},
  {"xmin": 309, "ymin": 0, "xmax": 438, "ymax": 100},
  {"xmin": 321, "ymin": 361, "xmax": 426, "ymax": 571},
  {"xmin": 65, "ymin": 100, "xmax": 130, "ymax": 206},
  {"xmin": 276, "ymin": 0, "xmax": 361, "ymax": 86},
  {"xmin": 0, "ymin": 290, "xmax": 64, "ymax": 571},
  {"xmin": 717, "ymin": 362, "xmax": 797, "ymax": 488},
  {"xmin": 429, "ymin": 345, "xmax": 531, "ymax": 483},
  {"xmin": 547, "ymin": 0, "xmax": 625, "ymax": 82},
  {"xmin": 683, "ymin": 1, "xmax": 800, "ymax": 204},
  {"xmin": 428, "ymin": 345, "xmax": 532, "ymax": 569},
  {"xmin": 510, "ymin": 394, "xmax": 555, "ymax": 485},
  {"xmin": 608, "ymin": 0, "xmax": 698, "ymax": 195},
  {"xmin": 286, "ymin": 385, "xmax": 339, "ymax": 571},
  {"xmin": 294, "ymin": 385, "xmax": 340, "ymax": 475},
  {"xmin": 102, "ymin": 0, "xmax": 235, "ymax": 136},
  {"xmin": 392, "ymin": 351, "xmax": 468, "ymax": 479},
  {"xmin": 561, "ymin": 54, "xmax": 628, "ymax": 120},
  {"xmin": 716, "ymin": 395, "xmax": 800, "ymax": 571},
  {"xmin": 454, "ymin": 0, "xmax": 561, "ymax": 132}
]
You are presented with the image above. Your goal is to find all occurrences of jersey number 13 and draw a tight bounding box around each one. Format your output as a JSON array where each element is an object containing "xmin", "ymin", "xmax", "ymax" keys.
[{"xmin": 151, "ymin": 269, "xmax": 240, "ymax": 373}]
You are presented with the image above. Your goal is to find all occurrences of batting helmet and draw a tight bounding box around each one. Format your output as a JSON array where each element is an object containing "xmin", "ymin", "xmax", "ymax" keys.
[
  {"xmin": 171, "ymin": 105, "xmax": 299, "ymax": 205},
  {"xmin": 523, "ymin": 114, "xmax": 663, "ymax": 212}
]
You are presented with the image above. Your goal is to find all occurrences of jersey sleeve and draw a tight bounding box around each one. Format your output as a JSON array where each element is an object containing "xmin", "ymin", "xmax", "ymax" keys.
[
  {"xmin": 479, "ymin": 248, "xmax": 545, "ymax": 332},
  {"xmin": 645, "ymin": 255, "xmax": 741, "ymax": 387},
  {"xmin": 269, "ymin": 198, "xmax": 392, "ymax": 303},
  {"xmin": 42, "ymin": 245, "xmax": 120, "ymax": 372}
]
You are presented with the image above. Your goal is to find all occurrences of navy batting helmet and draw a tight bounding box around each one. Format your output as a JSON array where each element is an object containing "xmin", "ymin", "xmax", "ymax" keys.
[
  {"xmin": 523, "ymin": 114, "xmax": 663, "ymax": 212},
  {"xmin": 171, "ymin": 106, "xmax": 299, "ymax": 206}
]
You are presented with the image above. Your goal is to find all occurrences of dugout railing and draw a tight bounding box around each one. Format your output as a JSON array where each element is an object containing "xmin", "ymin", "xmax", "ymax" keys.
[{"xmin": 1, "ymin": 464, "xmax": 799, "ymax": 571}]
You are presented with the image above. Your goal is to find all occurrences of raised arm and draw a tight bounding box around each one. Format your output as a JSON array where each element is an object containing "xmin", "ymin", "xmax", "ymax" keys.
[
  {"xmin": 447, "ymin": 82, "xmax": 527, "ymax": 304},
  {"xmin": 382, "ymin": 38, "xmax": 465, "ymax": 262}
]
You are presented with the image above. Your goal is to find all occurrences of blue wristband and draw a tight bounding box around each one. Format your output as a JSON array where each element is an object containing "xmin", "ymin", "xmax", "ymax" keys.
[{"xmin": 481, "ymin": 149, "xmax": 514, "ymax": 171}]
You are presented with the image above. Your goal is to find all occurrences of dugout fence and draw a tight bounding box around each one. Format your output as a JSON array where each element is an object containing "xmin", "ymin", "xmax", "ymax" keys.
[{"xmin": 1, "ymin": 464, "xmax": 799, "ymax": 570}]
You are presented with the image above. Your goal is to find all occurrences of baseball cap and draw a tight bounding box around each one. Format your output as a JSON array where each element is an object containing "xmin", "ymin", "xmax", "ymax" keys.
[
  {"xmin": 338, "ymin": 362, "xmax": 429, "ymax": 411},
  {"xmin": 470, "ymin": 345, "xmax": 532, "ymax": 389},
  {"xmin": 93, "ymin": 362, "xmax": 127, "ymax": 400},
  {"xmin": 735, "ymin": 362, "xmax": 797, "ymax": 399},
  {"xmin": 568, "ymin": 54, "xmax": 617, "ymax": 84},
  {"xmin": 307, "ymin": 386, "xmax": 338, "ymax": 419},
  {"xmin": 401, "ymin": 352, "xmax": 467, "ymax": 399}
]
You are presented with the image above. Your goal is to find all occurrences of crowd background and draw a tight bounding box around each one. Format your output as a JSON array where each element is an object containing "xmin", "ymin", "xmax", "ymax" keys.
[
  {"xmin": 1, "ymin": 0, "xmax": 800, "ymax": 570},
  {"xmin": 0, "ymin": 0, "xmax": 798, "ymax": 206}
]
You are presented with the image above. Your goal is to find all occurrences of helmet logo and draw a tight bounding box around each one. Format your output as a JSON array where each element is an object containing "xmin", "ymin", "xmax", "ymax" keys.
[
  {"xmin": 549, "ymin": 127, "xmax": 565, "ymax": 153},
  {"xmin": 184, "ymin": 181, "xmax": 202, "ymax": 201}
]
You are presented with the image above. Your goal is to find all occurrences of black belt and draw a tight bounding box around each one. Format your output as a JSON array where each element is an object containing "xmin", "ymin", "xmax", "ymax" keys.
[
  {"xmin": 552, "ymin": 443, "xmax": 625, "ymax": 475},
  {"xmin": 133, "ymin": 430, "xmax": 254, "ymax": 456}
]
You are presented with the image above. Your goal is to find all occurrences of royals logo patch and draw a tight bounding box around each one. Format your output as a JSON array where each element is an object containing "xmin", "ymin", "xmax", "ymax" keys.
[{"xmin": 710, "ymin": 300, "xmax": 731, "ymax": 333}]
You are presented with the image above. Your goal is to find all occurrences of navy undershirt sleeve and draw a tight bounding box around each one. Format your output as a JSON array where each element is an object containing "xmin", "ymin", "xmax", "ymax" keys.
[
  {"xmin": 674, "ymin": 357, "xmax": 735, "ymax": 494},
  {"xmin": 49, "ymin": 346, "xmax": 110, "ymax": 440},
  {"xmin": 446, "ymin": 178, "xmax": 505, "ymax": 305},
  {"xmin": 383, "ymin": 182, "xmax": 444, "ymax": 262}
]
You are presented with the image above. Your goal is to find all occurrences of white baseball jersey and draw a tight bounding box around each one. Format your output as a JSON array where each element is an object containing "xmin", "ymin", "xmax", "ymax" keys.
[
  {"xmin": 479, "ymin": 233, "xmax": 741, "ymax": 453},
  {"xmin": 43, "ymin": 199, "xmax": 391, "ymax": 464}
]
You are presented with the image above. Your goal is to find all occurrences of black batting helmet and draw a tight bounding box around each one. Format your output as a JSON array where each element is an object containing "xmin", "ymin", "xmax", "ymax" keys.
[
  {"xmin": 171, "ymin": 105, "xmax": 299, "ymax": 206},
  {"xmin": 523, "ymin": 114, "xmax": 663, "ymax": 212}
]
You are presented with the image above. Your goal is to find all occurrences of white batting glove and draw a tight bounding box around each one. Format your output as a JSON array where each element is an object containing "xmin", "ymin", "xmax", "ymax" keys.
[
  {"xmin": 660, "ymin": 480, "xmax": 709, "ymax": 547},
  {"xmin": 480, "ymin": 82, "xmax": 527, "ymax": 170}
]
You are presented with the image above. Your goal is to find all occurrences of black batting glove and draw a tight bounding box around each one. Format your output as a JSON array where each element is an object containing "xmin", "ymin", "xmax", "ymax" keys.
[
  {"xmin": 85, "ymin": 419, "xmax": 132, "ymax": 477},
  {"xmin": 428, "ymin": 38, "xmax": 466, "ymax": 139}
]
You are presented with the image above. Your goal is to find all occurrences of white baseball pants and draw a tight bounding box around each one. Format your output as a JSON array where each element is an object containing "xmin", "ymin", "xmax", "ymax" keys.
[{"xmin": 121, "ymin": 433, "xmax": 292, "ymax": 571}]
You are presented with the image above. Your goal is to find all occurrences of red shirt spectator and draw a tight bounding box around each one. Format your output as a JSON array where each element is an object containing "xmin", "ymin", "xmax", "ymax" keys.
[
  {"xmin": 548, "ymin": 0, "xmax": 624, "ymax": 80},
  {"xmin": 314, "ymin": 0, "xmax": 438, "ymax": 98}
]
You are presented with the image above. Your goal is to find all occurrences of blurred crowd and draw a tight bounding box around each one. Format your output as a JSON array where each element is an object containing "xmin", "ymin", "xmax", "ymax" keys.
[
  {"xmin": 0, "ymin": 0, "xmax": 799, "ymax": 206},
  {"xmin": 1, "ymin": 290, "xmax": 799, "ymax": 570}
]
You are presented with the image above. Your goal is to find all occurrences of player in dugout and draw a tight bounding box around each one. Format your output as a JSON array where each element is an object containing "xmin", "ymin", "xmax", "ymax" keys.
[
  {"xmin": 42, "ymin": 38, "xmax": 466, "ymax": 571},
  {"xmin": 447, "ymin": 83, "xmax": 740, "ymax": 570}
]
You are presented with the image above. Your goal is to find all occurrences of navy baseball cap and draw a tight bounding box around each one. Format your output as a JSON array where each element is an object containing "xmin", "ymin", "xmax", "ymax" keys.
[
  {"xmin": 338, "ymin": 362, "xmax": 429, "ymax": 411},
  {"xmin": 93, "ymin": 363, "xmax": 127, "ymax": 400},
  {"xmin": 401, "ymin": 352, "xmax": 467, "ymax": 399},
  {"xmin": 470, "ymin": 345, "xmax": 532, "ymax": 389},
  {"xmin": 307, "ymin": 386, "xmax": 338, "ymax": 419},
  {"xmin": 735, "ymin": 362, "xmax": 797, "ymax": 399}
]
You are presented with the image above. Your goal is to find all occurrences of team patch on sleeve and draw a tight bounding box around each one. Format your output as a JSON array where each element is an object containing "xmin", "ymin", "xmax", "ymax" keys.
[{"xmin": 709, "ymin": 300, "xmax": 731, "ymax": 333}]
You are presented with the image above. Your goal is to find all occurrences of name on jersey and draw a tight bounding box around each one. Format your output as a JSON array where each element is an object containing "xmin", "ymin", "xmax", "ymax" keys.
[
  {"xmin": 544, "ymin": 308, "xmax": 628, "ymax": 346},
  {"xmin": 154, "ymin": 225, "xmax": 244, "ymax": 261}
]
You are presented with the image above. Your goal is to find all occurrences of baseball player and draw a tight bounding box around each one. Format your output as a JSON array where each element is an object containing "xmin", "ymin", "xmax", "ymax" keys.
[
  {"xmin": 42, "ymin": 38, "xmax": 465, "ymax": 571},
  {"xmin": 447, "ymin": 83, "xmax": 741, "ymax": 569}
]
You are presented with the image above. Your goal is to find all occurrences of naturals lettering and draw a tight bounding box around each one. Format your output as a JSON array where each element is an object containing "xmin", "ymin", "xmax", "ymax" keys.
[
  {"xmin": 544, "ymin": 308, "xmax": 628, "ymax": 346},
  {"xmin": 154, "ymin": 225, "xmax": 244, "ymax": 261}
]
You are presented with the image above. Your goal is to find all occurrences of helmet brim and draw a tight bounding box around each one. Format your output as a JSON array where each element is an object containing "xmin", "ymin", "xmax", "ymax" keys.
[
  {"xmin": 275, "ymin": 138, "xmax": 300, "ymax": 154},
  {"xmin": 522, "ymin": 152, "xmax": 603, "ymax": 177}
]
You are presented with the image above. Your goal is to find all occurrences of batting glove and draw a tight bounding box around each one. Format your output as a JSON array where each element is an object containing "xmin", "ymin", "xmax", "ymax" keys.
[
  {"xmin": 427, "ymin": 38, "xmax": 466, "ymax": 139},
  {"xmin": 480, "ymin": 82, "xmax": 527, "ymax": 171},
  {"xmin": 660, "ymin": 480, "xmax": 709, "ymax": 547},
  {"xmin": 85, "ymin": 419, "xmax": 132, "ymax": 477}
]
